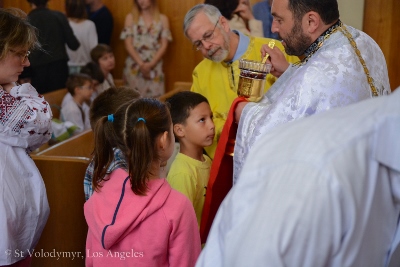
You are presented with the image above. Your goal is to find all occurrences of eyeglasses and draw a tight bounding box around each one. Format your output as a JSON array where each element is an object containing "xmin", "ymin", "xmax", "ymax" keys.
[
  {"xmin": 192, "ymin": 18, "xmax": 220, "ymax": 51},
  {"xmin": 10, "ymin": 49, "xmax": 30, "ymax": 64}
]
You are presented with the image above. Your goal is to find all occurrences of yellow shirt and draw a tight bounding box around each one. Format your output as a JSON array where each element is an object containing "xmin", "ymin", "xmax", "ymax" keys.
[
  {"xmin": 191, "ymin": 36, "xmax": 298, "ymax": 158},
  {"xmin": 167, "ymin": 153, "xmax": 212, "ymax": 227}
]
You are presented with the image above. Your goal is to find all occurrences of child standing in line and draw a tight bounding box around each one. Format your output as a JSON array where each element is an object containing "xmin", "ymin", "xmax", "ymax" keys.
[
  {"xmin": 166, "ymin": 91, "xmax": 215, "ymax": 227},
  {"xmin": 84, "ymin": 98, "xmax": 201, "ymax": 266},
  {"xmin": 83, "ymin": 86, "xmax": 141, "ymax": 201},
  {"xmin": 60, "ymin": 73, "xmax": 93, "ymax": 134}
]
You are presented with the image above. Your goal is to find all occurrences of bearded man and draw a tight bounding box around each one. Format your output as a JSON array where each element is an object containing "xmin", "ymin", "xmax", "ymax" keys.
[
  {"xmin": 183, "ymin": 4, "xmax": 298, "ymax": 159},
  {"xmin": 233, "ymin": 0, "xmax": 391, "ymax": 183}
]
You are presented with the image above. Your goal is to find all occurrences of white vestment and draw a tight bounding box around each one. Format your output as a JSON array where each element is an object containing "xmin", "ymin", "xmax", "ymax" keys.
[
  {"xmin": 197, "ymin": 88, "xmax": 400, "ymax": 267},
  {"xmin": 234, "ymin": 24, "xmax": 391, "ymax": 184}
]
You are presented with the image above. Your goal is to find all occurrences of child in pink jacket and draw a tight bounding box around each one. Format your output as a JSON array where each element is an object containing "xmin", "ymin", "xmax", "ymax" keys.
[{"xmin": 84, "ymin": 98, "xmax": 201, "ymax": 266}]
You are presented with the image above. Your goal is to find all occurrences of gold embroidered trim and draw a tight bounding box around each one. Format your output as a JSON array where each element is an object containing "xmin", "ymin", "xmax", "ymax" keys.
[
  {"xmin": 294, "ymin": 28, "xmax": 339, "ymax": 67},
  {"xmin": 294, "ymin": 21, "xmax": 378, "ymax": 97},
  {"xmin": 338, "ymin": 24, "xmax": 378, "ymax": 97}
]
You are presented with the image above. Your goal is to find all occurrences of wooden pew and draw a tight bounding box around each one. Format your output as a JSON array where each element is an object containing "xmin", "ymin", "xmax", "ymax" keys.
[
  {"xmin": 30, "ymin": 130, "xmax": 94, "ymax": 267},
  {"xmin": 35, "ymin": 129, "xmax": 94, "ymax": 158},
  {"xmin": 158, "ymin": 81, "xmax": 191, "ymax": 102},
  {"xmin": 113, "ymin": 78, "xmax": 125, "ymax": 87},
  {"xmin": 41, "ymin": 88, "xmax": 68, "ymax": 120}
]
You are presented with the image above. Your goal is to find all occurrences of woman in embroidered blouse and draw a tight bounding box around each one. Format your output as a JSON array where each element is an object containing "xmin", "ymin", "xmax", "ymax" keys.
[
  {"xmin": 120, "ymin": 0, "xmax": 172, "ymax": 98},
  {"xmin": 0, "ymin": 8, "xmax": 52, "ymax": 267}
]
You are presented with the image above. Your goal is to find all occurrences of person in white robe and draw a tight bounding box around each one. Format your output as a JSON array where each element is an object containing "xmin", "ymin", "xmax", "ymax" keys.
[
  {"xmin": 197, "ymin": 87, "xmax": 400, "ymax": 267},
  {"xmin": 233, "ymin": 0, "xmax": 391, "ymax": 183},
  {"xmin": 0, "ymin": 8, "xmax": 52, "ymax": 266}
]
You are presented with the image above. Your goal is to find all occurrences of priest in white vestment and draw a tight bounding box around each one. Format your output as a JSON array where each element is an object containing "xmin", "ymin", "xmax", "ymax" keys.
[
  {"xmin": 233, "ymin": 0, "xmax": 391, "ymax": 184},
  {"xmin": 197, "ymin": 88, "xmax": 400, "ymax": 267}
]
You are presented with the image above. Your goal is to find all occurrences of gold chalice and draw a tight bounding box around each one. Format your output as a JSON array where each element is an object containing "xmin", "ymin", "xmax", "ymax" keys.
[
  {"xmin": 237, "ymin": 60, "xmax": 272, "ymax": 102},
  {"xmin": 237, "ymin": 40, "xmax": 275, "ymax": 102}
]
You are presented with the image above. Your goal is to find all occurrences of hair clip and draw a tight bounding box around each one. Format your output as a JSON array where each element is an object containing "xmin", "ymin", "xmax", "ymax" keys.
[
  {"xmin": 107, "ymin": 114, "xmax": 114, "ymax": 122},
  {"xmin": 137, "ymin": 117, "xmax": 146, "ymax": 123}
]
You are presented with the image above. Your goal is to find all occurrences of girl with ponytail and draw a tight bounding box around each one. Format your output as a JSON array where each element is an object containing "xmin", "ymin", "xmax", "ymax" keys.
[{"xmin": 84, "ymin": 98, "xmax": 201, "ymax": 267}]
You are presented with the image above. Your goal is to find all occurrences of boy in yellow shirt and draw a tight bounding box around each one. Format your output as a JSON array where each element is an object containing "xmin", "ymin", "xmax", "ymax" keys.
[{"xmin": 166, "ymin": 91, "xmax": 215, "ymax": 227}]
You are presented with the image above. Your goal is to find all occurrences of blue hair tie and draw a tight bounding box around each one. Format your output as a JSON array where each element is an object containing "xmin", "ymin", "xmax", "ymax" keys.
[
  {"xmin": 137, "ymin": 117, "xmax": 146, "ymax": 123},
  {"xmin": 107, "ymin": 114, "xmax": 114, "ymax": 122}
]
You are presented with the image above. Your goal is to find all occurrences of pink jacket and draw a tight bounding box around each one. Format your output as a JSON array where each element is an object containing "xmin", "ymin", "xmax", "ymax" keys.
[{"xmin": 84, "ymin": 168, "xmax": 201, "ymax": 267}]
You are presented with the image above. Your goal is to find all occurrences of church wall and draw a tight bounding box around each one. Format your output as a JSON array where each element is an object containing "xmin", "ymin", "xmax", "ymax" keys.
[{"xmin": 4, "ymin": 0, "xmax": 398, "ymax": 91}]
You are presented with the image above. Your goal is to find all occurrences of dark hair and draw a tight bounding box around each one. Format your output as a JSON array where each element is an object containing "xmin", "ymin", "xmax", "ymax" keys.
[
  {"xmin": 66, "ymin": 73, "xmax": 92, "ymax": 96},
  {"xmin": 27, "ymin": 0, "xmax": 49, "ymax": 8},
  {"xmin": 89, "ymin": 86, "xmax": 141, "ymax": 129},
  {"xmin": 288, "ymin": 0, "xmax": 339, "ymax": 24},
  {"xmin": 65, "ymin": 0, "xmax": 87, "ymax": 19},
  {"xmin": 92, "ymin": 98, "xmax": 172, "ymax": 195},
  {"xmin": 80, "ymin": 61, "xmax": 105, "ymax": 84},
  {"xmin": 90, "ymin": 44, "xmax": 113, "ymax": 64},
  {"xmin": 166, "ymin": 91, "xmax": 209, "ymax": 125},
  {"xmin": 0, "ymin": 8, "xmax": 40, "ymax": 60},
  {"xmin": 204, "ymin": 0, "xmax": 239, "ymax": 20}
]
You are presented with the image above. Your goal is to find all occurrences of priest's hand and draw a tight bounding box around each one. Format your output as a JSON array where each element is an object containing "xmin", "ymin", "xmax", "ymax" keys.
[
  {"xmin": 261, "ymin": 45, "xmax": 289, "ymax": 78},
  {"xmin": 235, "ymin": 101, "xmax": 248, "ymax": 123}
]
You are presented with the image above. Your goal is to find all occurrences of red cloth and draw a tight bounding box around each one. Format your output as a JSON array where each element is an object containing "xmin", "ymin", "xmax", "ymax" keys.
[{"xmin": 200, "ymin": 97, "xmax": 248, "ymax": 243}]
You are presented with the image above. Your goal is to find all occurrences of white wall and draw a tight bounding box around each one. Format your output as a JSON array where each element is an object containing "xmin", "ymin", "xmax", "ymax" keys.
[
  {"xmin": 250, "ymin": 0, "xmax": 366, "ymax": 30},
  {"xmin": 337, "ymin": 0, "xmax": 365, "ymax": 30}
]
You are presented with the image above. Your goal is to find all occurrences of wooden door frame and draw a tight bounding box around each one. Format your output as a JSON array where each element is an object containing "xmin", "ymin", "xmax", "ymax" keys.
[{"xmin": 363, "ymin": 0, "xmax": 400, "ymax": 90}]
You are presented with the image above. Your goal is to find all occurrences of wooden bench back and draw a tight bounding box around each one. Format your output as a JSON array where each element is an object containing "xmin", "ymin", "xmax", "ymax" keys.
[
  {"xmin": 42, "ymin": 88, "xmax": 68, "ymax": 119},
  {"xmin": 159, "ymin": 81, "xmax": 192, "ymax": 102},
  {"xmin": 36, "ymin": 129, "xmax": 94, "ymax": 159},
  {"xmin": 30, "ymin": 129, "xmax": 95, "ymax": 266},
  {"xmin": 31, "ymin": 155, "xmax": 89, "ymax": 267}
]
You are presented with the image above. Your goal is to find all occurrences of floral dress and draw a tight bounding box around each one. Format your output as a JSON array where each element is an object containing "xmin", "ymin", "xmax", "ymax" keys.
[{"xmin": 120, "ymin": 16, "xmax": 172, "ymax": 98}]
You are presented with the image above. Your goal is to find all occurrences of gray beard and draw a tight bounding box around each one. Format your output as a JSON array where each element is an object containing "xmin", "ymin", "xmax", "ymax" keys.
[{"xmin": 210, "ymin": 47, "xmax": 229, "ymax": 62}]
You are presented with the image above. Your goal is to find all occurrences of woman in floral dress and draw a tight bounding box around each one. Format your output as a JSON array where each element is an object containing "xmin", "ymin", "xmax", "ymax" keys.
[{"xmin": 121, "ymin": 0, "xmax": 172, "ymax": 98}]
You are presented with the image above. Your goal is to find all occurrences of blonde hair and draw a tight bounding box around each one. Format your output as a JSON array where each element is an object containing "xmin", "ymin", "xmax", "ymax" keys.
[{"xmin": 131, "ymin": 0, "xmax": 160, "ymax": 24}]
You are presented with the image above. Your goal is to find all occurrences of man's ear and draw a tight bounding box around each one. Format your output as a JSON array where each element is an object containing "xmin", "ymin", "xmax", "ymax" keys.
[
  {"xmin": 173, "ymin": 123, "xmax": 185, "ymax": 138},
  {"xmin": 219, "ymin": 16, "xmax": 231, "ymax": 33},
  {"xmin": 304, "ymin": 11, "xmax": 320, "ymax": 34}
]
